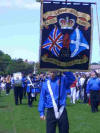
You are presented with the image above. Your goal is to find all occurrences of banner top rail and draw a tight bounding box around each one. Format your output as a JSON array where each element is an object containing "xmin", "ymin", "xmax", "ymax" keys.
[{"xmin": 41, "ymin": 1, "xmax": 96, "ymax": 5}]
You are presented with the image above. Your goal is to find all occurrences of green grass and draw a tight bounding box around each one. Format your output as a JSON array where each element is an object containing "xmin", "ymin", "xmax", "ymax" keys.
[{"xmin": 0, "ymin": 90, "xmax": 100, "ymax": 133}]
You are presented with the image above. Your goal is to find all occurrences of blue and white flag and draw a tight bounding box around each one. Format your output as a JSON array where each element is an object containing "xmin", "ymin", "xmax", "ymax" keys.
[{"xmin": 70, "ymin": 28, "xmax": 89, "ymax": 58}]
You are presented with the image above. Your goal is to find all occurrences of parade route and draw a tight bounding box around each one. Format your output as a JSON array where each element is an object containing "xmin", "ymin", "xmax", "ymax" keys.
[{"xmin": 0, "ymin": 90, "xmax": 100, "ymax": 133}]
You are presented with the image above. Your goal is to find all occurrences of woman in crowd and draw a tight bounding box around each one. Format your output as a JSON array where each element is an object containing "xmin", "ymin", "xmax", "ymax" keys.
[
  {"xmin": 6, "ymin": 75, "xmax": 11, "ymax": 95},
  {"xmin": 70, "ymin": 75, "xmax": 77, "ymax": 104}
]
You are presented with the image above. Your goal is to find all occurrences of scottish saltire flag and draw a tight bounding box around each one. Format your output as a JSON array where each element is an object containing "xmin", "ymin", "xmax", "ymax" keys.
[
  {"xmin": 42, "ymin": 26, "xmax": 63, "ymax": 57},
  {"xmin": 70, "ymin": 28, "xmax": 89, "ymax": 58}
]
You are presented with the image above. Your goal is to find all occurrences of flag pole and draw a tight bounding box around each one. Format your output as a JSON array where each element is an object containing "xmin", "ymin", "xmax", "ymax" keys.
[
  {"xmin": 58, "ymin": 71, "xmax": 62, "ymax": 111},
  {"xmin": 96, "ymin": 1, "xmax": 100, "ymax": 55}
]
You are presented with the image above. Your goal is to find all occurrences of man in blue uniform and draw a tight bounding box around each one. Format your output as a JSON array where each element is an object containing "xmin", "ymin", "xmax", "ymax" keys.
[
  {"xmin": 86, "ymin": 71, "xmax": 100, "ymax": 112},
  {"xmin": 38, "ymin": 71, "xmax": 75, "ymax": 133},
  {"xmin": 22, "ymin": 74, "xmax": 27, "ymax": 98},
  {"xmin": 26, "ymin": 74, "xmax": 36, "ymax": 107}
]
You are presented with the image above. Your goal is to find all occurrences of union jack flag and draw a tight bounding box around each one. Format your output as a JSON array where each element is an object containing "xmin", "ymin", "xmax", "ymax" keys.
[{"xmin": 42, "ymin": 26, "xmax": 63, "ymax": 57}]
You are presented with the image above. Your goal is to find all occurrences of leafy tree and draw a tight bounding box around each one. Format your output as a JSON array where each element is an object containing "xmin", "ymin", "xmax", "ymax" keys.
[
  {"xmin": 91, "ymin": 62, "xmax": 98, "ymax": 65},
  {"xmin": 36, "ymin": 0, "xmax": 41, "ymax": 2},
  {"xmin": 0, "ymin": 50, "xmax": 35, "ymax": 75},
  {"xmin": 0, "ymin": 50, "xmax": 4, "ymax": 56},
  {"xmin": 0, "ymin": 52, "xmax": 12, "ymax": 74}
]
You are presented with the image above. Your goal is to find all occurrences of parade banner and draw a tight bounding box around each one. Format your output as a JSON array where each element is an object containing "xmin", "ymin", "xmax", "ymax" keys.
[{"xmin": 40, "ymin": 2, "xmax": 92, "ymax": 70}]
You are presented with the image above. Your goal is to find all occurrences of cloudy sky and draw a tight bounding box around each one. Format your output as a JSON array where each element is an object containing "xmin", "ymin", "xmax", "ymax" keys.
[{"xmin": 0, "ymin": 0, "xmax": 100, "ymax": 63}]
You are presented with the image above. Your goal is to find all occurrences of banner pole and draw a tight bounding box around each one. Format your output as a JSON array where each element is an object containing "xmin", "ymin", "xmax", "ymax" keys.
[
  {"xmin": 58, "ymin": 72, "xmax": 62, "ymax": 111},
  {"xmin": 96, "ymin": 1, "xmax": 100, "ymax": 56}
]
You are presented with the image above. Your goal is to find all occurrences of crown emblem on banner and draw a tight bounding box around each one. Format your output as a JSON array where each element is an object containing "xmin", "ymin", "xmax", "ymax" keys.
[{"xmin": 59, "ymin": 17, "xmax": 75, "ymax": 29}]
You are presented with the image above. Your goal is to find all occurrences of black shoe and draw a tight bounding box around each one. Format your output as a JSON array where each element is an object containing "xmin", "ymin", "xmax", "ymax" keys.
[
  {"xmin": 15, "ymin": 103, "xmax": 18, "ymax": 105},
  {"xmin": 29, "ymin": 104, "xmax": 32, "ymax": 107},
  {"xmin": 20, "ymin": 101, "xmax": 22, "ymax": 104},
  {"xmin": 95, "ymin": 108, "xmax": 98, "ymax": 112}
]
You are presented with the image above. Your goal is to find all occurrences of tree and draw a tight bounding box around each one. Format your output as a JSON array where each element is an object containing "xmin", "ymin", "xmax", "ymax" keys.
[
  {"xmin": 7, "ymin": 59, "xmax": 34, "ymax": 75},
  {"xmin": 36, "ymin": 0, "xmax": 41, "ymax": 2},
  {"xmin": 91, "ymin": 62, "xmax": 98, "ymax": 65},
  {"xmin": 0, "ymin": 50, "xmax": 4, "ymax": 56},
  {"xmin": 0, "ymin": 52, "xmax": 12, "ymax": 75},
  {"xmin": 0, "ymin": 50, "xmax": 35, "ymax": 75}
]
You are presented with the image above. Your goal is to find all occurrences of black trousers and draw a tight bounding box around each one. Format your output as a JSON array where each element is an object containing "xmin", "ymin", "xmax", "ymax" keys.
[
  {"xmin": 46, "ymin": 108, "xmax": 69, "ymax": 133},
  {"xmin": 14, "ymin": 86, "xmax": 23, "ymax": 105},
  {"xmin": 84, "ymin": 88, "xmax": 88, "ymax": 103},
  {"xmin": 27, "ymin": 92, "xmax": 34, "ymax": 106},
  {"xmin": 6, "ymin": 83, "xmax": 11, "ymax": 94},
  {"xmin": 90, "ymin": 90, "xmax": 100, "ymax": 112},
  {"xmin": 23, "ymin": 86, "xmax": 27, "ymax": 97}
]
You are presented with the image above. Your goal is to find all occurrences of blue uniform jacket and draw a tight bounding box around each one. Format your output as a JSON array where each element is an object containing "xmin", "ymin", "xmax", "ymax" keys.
[
  {"xmin": 38, "ymin": 72, "xmax": 75, "ymax": 116},
  {"xmin": 22, "ymin": 77, "xmax": 27, "ymax": 88},
  {"xmin": 86, "ymin": 77, "xmax": 100, "ymax": 93},
  {"xmin": 33, "ymin": 80, "xmax": 41, "ymax": 93},
  {"xmin": 26, "ymin": 80, "xmax": 35, "ymax": 93}
]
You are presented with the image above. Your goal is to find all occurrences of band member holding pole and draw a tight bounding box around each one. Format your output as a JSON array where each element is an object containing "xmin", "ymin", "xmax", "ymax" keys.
[{"xmin": 38, "ymin": 71, "xmax": 75, "ymax": 133}]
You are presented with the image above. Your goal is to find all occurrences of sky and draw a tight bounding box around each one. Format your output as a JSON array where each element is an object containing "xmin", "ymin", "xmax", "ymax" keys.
[{"xmin": 0, "ymin": 0, "xmax": 100, "ymax": 63}]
